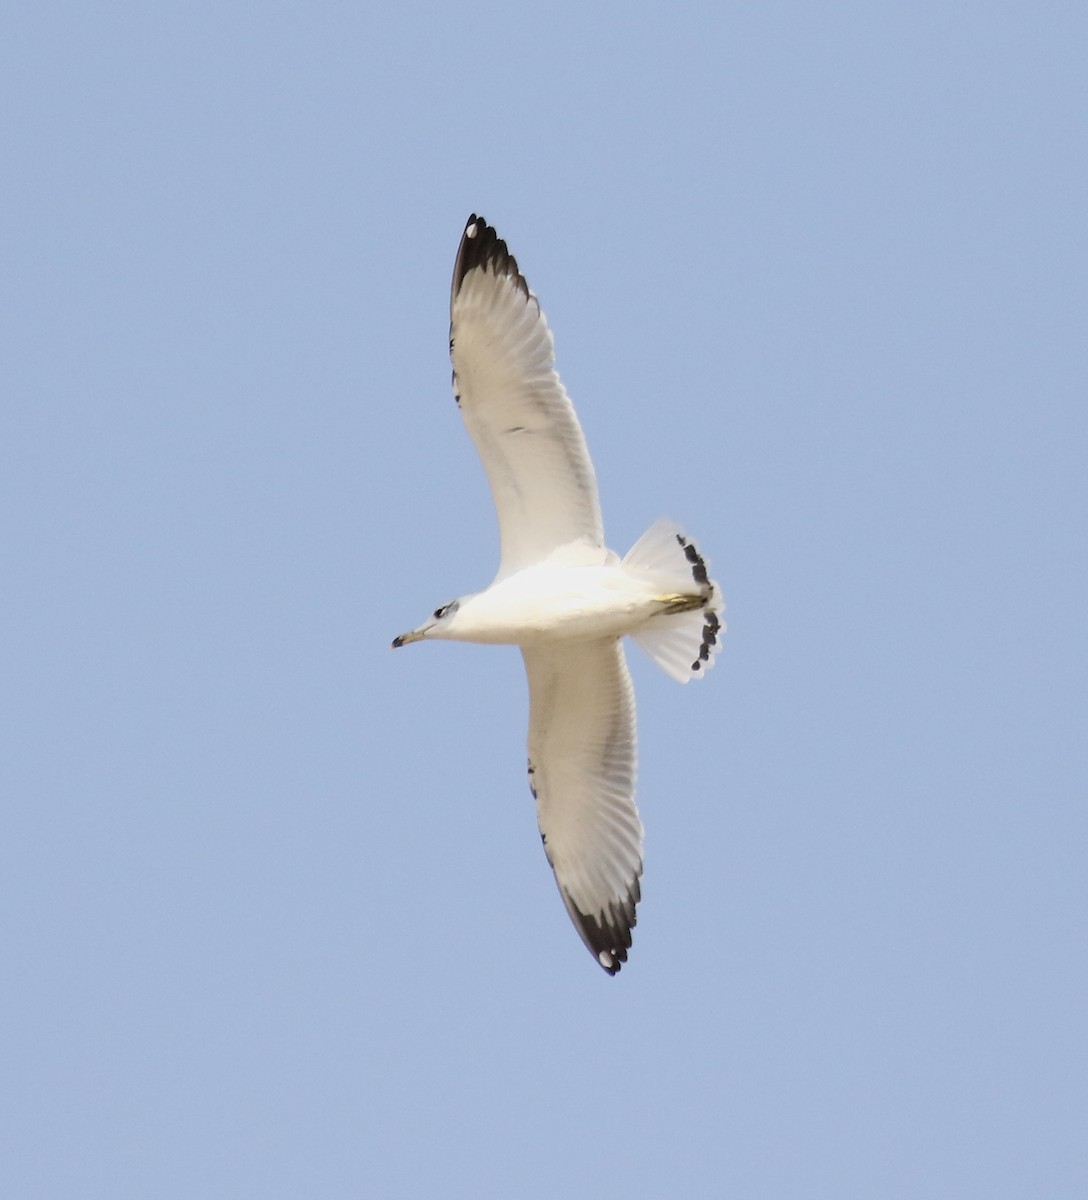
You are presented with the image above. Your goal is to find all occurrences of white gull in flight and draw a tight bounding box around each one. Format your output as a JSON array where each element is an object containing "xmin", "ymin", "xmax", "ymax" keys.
[{"xmin": 392, "ymin": 214, "xmax": 724, "ymax": 973}]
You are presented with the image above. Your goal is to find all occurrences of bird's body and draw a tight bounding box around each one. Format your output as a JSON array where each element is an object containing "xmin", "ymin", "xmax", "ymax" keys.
[
  {"xmin": 398, "ymin": 550, "xmax": 697, "ymax": 647},
  {"xmin": 393, "ymin": 215, "xmax": 724, "ymax": 973}
]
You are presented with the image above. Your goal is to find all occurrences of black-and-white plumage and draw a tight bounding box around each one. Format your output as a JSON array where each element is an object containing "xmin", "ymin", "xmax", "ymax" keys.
[{"xmin": 393, "ymin": 214, "xmax": 724, "ymax": 973}]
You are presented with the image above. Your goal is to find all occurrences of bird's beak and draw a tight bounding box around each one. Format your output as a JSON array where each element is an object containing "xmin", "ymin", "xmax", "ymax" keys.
[{"xmin": 391, "ymin": 627, "xmax": 426, "ymax": 649}]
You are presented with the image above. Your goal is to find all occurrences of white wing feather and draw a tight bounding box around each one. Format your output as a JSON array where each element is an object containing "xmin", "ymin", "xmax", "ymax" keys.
[
  {"xmin": 522, "ymin": 639, "xmax": 643, "ymax": 974},
  {"xmin": 450, "ymin": 215, "xmax": 604, "ymax": 577}
]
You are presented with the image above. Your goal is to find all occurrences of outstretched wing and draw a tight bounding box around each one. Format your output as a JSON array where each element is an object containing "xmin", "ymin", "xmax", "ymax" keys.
[
  {"xmin": 450, "ymin": 214, "xmax": 605, "ymax": 578},
  {"xmin": 521, "ymin": 639, "xmax": 643, "ymax": 974}
]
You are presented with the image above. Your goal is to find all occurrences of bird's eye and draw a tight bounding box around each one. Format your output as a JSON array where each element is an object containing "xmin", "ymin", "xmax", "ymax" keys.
[{"xmin": 433, "ymin": 600, "xmax": 459, "ymax": 620}]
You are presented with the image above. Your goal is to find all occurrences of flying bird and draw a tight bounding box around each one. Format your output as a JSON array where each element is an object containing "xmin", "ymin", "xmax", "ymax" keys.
[{"xmin": 392, "ymin": 214, "xmax": 724, "ymax": 973}]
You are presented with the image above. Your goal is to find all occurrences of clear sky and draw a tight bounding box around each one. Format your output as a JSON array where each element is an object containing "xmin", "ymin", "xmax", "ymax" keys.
[{"xmin": 3, "ymin": 3, "xmax": 1086, "ymax": 1197}]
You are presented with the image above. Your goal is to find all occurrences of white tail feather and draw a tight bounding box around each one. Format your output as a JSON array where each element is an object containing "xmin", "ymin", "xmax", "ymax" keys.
[{"xmin": 623, "ymin": 518, "xmax": 724, "ymax": 684}]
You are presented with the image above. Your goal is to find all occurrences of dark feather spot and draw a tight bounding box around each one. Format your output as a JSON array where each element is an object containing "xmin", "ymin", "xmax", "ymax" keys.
[
  {"xmin": 676, "ymin": 533, "xmax": 710, "ymax": 586},
  {"xmin": 687, "ymin": 608, "xmax": 721, "ymax": 673}
]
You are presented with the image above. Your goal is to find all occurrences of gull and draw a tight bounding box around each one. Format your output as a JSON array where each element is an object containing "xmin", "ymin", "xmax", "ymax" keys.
[{"xmin": 392, "ymin": 214, "xmax": 724, "ymax": 974}]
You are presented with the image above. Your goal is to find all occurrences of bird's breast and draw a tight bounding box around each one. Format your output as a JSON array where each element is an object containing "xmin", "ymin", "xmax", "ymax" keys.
[{"xmin": 450, "ymin": 563, "xmax": 657, "ymax": 646}]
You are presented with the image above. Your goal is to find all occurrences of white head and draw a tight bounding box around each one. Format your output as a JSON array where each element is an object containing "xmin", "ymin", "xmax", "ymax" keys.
[{"xmin": 391, "ymin": 598, "xmax": 464, "ymax": 648}]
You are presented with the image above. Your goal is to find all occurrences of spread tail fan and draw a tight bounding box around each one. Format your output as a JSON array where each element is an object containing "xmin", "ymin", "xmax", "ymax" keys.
[{"xmin": 624, "ymin": 518, "xmax": 725, "ymax": 684}]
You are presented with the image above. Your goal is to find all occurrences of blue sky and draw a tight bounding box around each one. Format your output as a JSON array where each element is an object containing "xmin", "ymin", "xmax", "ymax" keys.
[{"xmin": 3, "ymin": 3, "xmax": 1086, "ymax": 1196}]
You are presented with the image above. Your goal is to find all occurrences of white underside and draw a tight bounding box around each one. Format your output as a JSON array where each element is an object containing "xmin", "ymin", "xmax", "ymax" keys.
[{"xmin": 439, "ymin": 554, "xmax": 671, "ymax": 645}]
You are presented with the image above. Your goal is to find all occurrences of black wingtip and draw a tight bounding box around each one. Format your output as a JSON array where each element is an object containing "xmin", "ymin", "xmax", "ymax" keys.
[
  {"xmin": 451, "ymin": 213, "xmax": 530, "ymax": 303},
  {"xmin": 560, "ymin": 883, "xmax": 641, "ymax": 976}
]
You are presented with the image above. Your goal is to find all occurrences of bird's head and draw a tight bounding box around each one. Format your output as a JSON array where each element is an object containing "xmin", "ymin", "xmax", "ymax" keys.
[{"xmin": 391, "ymin": 598, "xmax": 462, "ymax": 648}]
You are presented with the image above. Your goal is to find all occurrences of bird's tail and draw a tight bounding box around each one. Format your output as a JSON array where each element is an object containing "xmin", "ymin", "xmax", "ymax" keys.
[{"xmin": 623, "ymin": 518, "xmax": 725, "ymax": 684}]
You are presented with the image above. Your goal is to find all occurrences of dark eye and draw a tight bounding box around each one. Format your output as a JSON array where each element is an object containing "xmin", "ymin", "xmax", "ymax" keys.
[{"xmin": 433, "ymin": 600, "xmax": 459, "ymax": 620}]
